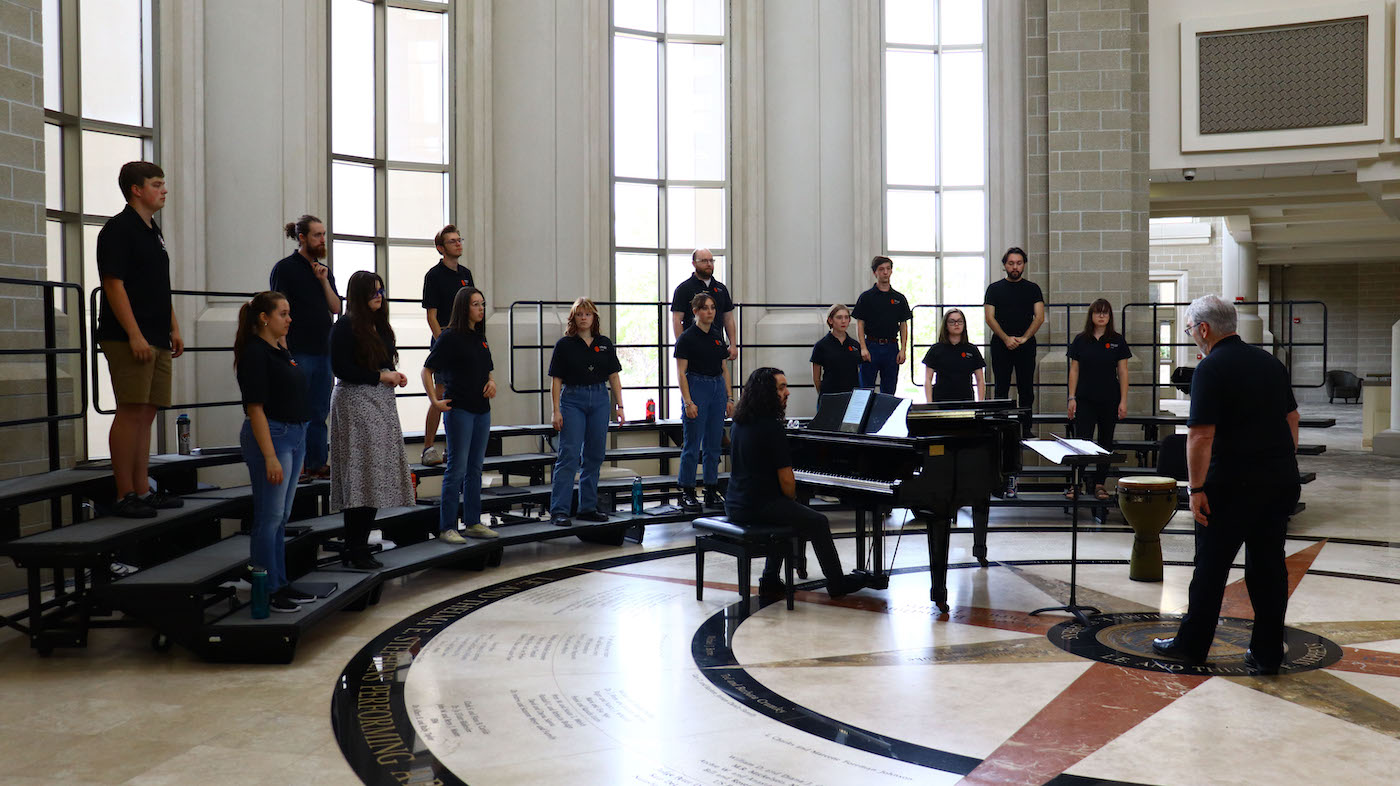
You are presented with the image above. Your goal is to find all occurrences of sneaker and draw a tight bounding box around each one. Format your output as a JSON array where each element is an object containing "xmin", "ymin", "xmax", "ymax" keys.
[
  {"xmin": 680, "ymin": 488, "xmax": 702, "ymax": 513},
  {"xmin": 703, "ymin": 489, "xmax": 725, "ymax": 510},
  {"xmin": 550, "ymin": 513, "xmax": 573, "ymax": 527},
  {"xmin": 439, "ymin": 529, "xmax": 468, "ymax": 545},
  {"xmin": 112, "ymin": 492, "xmax": 157, "ymax": 519},
  {"xmin": 575, "ymin": 511, "xmax": 610, "ymax": 523},
  {"xmin": 269, "ymin": 593, "xmax": 301, "ymax": 613},
  {"xmin": 421, "ymin": 445, "xmax": 444, "ymax": 466},
  {"xmin": 464, "ymin": 523, "xmax": 500, "ymax": 539},
  {"xmin": 142, "ymin": 491, "xmax": 185, "ymax": 510},
  {"xmin": 282, "ymin": 586, "xmax": 318, "ymax": 603}
]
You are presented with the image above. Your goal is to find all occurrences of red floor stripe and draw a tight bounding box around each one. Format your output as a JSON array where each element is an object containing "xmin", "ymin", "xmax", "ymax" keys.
[
  {"xmin": 1219, "ymin": 539, "xmax": 1327, "ymax": 619},
  {"xmin": 1327, "ymin": 646, "xmax": 1400, "ymax": 679}
]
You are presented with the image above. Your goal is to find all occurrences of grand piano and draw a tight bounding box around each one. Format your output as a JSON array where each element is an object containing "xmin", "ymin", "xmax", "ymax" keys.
[{"xmin": 788, "ymin": 390, "xmax": 1024, "ymax": 612}]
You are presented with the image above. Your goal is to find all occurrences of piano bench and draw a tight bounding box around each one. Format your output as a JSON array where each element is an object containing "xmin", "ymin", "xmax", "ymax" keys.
[{"xmin": 694, "ymin": 516, "xmax": 798, "ymax": 611}]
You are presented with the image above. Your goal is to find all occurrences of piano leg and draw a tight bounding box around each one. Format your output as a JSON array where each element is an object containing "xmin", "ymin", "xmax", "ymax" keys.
[
  {"xmin": 854, "ymin": 507, "xmax": 867, "ymax": 571},
  {"xmin": 972, "ymin": 501, "xmax": 990, "ymax": 568},
  {"xmin": 925, "ymin": 514, "xmax": 952, "ymax": 613}
]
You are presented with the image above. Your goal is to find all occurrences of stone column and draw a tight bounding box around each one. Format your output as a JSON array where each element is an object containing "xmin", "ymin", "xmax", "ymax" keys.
[
  {"xmin": 1221, "ymin": 231, "xmax": 1264, "ymax": 344},
  {"xmin": 1373, "ymin": 320, "xmax": 1400, "ymax": 457}
]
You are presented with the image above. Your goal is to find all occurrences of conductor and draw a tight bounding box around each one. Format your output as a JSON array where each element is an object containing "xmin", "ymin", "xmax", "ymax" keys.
[{"xmin": 1152, "ymin": 295, "xmax": 1301, "ymax": 675}]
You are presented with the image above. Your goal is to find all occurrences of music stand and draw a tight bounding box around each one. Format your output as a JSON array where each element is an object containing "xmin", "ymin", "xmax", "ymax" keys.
[{"xmin": 1024, "ymin": 437, "xmax": 1121, "ymax": 625}]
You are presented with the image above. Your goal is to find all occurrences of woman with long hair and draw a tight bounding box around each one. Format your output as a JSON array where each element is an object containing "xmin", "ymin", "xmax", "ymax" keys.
[
  {"xmin": 1067, "ymin": 298, "xmax": 1132, "ymax": 499},
  {"xmin": 674, "ymin": 291, "xmax": 733, "ymax": 513},
  {"xmin": 329, "ymin": 271, "xmax": 416, "ymax": 568},
  {"xmin": 422, "ymin": 286, "xmax": 500, "ymax": 541},
  {"xmin": 546, "ymin": 298, "xmax": 625, "ymax": 527},
  {"xmin": 809, "ymin": 303, "xmax": 861, "ymax": 397},
  {"xmin": 234, "ymin": 291, "xmax": 312, "ymax": 612},
  {"xmin": 922, "ymin": 308, "xmax": 986, "ymax": 402}
]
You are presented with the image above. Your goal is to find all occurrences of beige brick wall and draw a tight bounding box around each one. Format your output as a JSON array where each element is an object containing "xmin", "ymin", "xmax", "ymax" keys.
[
  {"xmin": 1277, "ymin": 263, "xmax": 1399, "ymax": 404},
  {"xmin": 1149, "ymin": 218, "xmax": 1224, "ymax": 300}
]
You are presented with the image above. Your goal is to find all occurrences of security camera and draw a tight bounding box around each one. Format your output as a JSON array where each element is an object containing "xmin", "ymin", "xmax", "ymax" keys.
[{"xmin": 1182, "ymin": 168, "xmax": 1196, "ymax": 181}]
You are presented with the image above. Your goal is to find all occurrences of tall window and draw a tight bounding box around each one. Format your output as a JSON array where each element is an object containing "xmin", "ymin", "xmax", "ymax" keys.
[
  {"xmin": 611, "ymin": 0, "xmax": 727, "ymax": 416},
  {"xmin": 44, "ymin": 0, "xmax": 157, "ymax": 458},
  {"xmin": 330, "ymin": 0, "xmax": 451, "ymax": 426},
  {"xmin": 883, "ymin": 0, "xmax": 987, "ymax": 397}
]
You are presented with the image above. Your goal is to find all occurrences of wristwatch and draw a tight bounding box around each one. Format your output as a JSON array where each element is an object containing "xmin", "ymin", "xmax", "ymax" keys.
[{"xmin": 1189, "ymin": 486, "xmax": 1205, "ymax": 494}]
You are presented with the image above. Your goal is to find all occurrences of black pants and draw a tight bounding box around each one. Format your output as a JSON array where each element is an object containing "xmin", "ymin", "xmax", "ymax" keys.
[
  {"xmin": 729, "ymin": 497, "xmax": 845, "ymax": 582},
  {"xmin": 990, "ymin": 339, "xmax": 1036, "ymax": 435},
  {"xmin": 1174, "ymin": 483, "xmax": 1300, "ymax": 662},
  {"xmin": 344, "ymin": 506, "xmax": 377, "ymax": 558},
  {"xmin": 1072, "ymin": 398, "xmax": 1118, "ymax": 487}
]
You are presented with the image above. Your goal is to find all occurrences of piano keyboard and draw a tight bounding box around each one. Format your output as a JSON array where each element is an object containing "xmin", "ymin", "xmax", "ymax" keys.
[{"xmin": 793, "ymin": 469, "xmax": 896, "ymax": 496}]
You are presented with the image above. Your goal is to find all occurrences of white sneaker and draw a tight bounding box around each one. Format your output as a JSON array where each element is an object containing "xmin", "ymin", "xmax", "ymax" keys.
[
  {"xmin": 464, "ymin": 523, "xmax": 499, "ymax": 539},
  {"xmin": 438, "ymin": 529, "xmax": 468, "ymax": 545},
  {"xmin": 421, "ymin": 445, "xmax": 444, "ymax": 466}
]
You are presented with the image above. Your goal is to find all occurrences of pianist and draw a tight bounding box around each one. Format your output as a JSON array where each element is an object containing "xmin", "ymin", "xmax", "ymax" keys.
[{"xmin": 726, "ymin": 367, "xmax": 866, "ymax": 599}]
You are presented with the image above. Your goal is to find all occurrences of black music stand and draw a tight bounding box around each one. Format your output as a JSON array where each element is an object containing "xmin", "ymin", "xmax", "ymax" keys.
[{"xmin": 1024, "ymin": 438, "xmax": 1121, "ymax": 626}]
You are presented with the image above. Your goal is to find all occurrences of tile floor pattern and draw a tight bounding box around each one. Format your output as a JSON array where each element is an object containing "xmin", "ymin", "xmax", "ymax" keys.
[{"xmin": 1, "ymin": 404, "xmax": 1398, "ymax": 785}]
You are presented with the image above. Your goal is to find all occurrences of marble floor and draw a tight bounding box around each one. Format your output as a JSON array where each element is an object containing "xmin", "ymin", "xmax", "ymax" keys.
[{"xmin": 2, "ymin": 404, "xmax": 1398, "ymax": 785}]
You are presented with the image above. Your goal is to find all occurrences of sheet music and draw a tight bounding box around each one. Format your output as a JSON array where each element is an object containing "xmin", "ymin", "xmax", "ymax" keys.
[{"xmin": 1022, "ymin": 436, "xmax": 1108, "ymax": 464}]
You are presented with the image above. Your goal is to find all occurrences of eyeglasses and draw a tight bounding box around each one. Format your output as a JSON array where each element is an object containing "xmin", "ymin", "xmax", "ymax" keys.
[
  {"xmin": 374, "ymin": 288, "xmax": 385, "ymax": 297},
  {"xmin": 1183, "ymin": 322, "xmax": 1204, "ymax": 336},
  {"xmin": 946, "ymin": 319, "xmax": 965, "ymax": 325}
]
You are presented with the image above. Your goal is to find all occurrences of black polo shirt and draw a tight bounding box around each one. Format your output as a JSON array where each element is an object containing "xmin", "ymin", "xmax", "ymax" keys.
[
  {"xmin": 1187, "ymin": 335, "xmax": 1299, "ymax": 488},
  {"xmin": 424, "ymin": 327, "xmax": 494, "ymax": 414},
  {"xmin": 1067, "ymin": 333, "xmax": 1132, "ymax": 402},
  {"xmin": 548, "ymin": 334, "xmax": 622, "ymax": 386},
  {"xmin": 671, "ymin": 275, "xmax": 734, "ymax": 332},
  {"xmin": 724, "ymin": 417, "xmax": 791, "ymax": 517},
  {"xmin": 923, "ymin": 341, "xmax": 985, "ymax": 401},
  {"xmin": 269, "ymin": 251, "xmax": 339, "ymax": 355},
  {"xmin": 674, "ymin": 323, "xmax": 728, "ymax": 377},
  {"xmin": 852, "ymin": 286, "xmax": 913, "ymax": 340},
  {"xmin": 810, "ymin": 332, "xmax": 862, "ymax": 395},
  {"xmin": 330, "ymin": 316, "xmax": 397, "ymax": 385},
  {"xmin": 983, "ymin": 278, "xmax": 1044, "ymax": 338},
  {"xmin": 421, "ymin": 260, "xmax": 474, "ymax": 323},
  {"xmin": 96, "ymin": 205, "xmax": 172, "ymax": 348},
  {"xmin": 237, "ymin": 337, "xmax": 310, "ymax": 423}
]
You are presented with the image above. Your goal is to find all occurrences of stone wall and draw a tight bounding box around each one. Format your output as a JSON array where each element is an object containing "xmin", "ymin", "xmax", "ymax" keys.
[
  {"xmin": 1276, "ymin": 263, "xmax": 1399, "ymax": 404},
  {"xmin": 1148, "ymin": 218, "xmax": 1222, "ymax": 301}
]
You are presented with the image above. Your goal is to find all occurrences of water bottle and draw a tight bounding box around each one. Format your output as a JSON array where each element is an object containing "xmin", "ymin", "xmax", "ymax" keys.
[
  {"xmin": 176, "ymin": 413, "xmax": 192, "ymax": 456},
  {"xmin": 250, "ymin": 568, "xmax": 270, "ymax": 619},
  {"xmin": 631, "ymin": 476, "xmax": 643, "ymax": 514},
  {"xmin": 645, "ymin": 398, "xmax": 656, "ymax": 421}
]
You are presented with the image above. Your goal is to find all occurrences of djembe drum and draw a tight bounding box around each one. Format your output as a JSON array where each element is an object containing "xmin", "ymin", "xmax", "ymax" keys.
[{"xmin": 1115, "ymin": 476, "xmax": 1179, "ymax": 582}]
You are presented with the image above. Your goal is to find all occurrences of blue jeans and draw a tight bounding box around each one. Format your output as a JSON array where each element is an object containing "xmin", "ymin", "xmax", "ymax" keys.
[
  {"xmin": 240, "ymin": 418, "xmax": 307, "ymax": 592},
  {"xmin": 550, "ymin": 383, "xmax": 611, "ymax": 516},
  {"xmin": 291, "ymin": 352, "xmax": 332, "ymax": 470},
  {"xmin": 679, "ymin": 373, "xmax": 725, "ymax": 488},
  {"xmin": 859, "ymin": 341, "xmax": 899, "ymax": 394},
  {"xmin": 441, "ymin": 407, "xmax": 491, "ymax": 531}
]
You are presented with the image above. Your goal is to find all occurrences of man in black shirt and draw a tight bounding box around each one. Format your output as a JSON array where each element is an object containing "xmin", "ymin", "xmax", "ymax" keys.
[
  {"xmin": 726, "ymin": 367, "xmax": 864, "ymax": 599},
  {"xmin": 269, "ymin": 214, "xmax": 341, "ymax": 478},
  {"xmin": 670, "ymin": 248, "xmax": 737, "ymax": 359},
  {"xmin": 1153, "ymin": 296, "xmax": 1301, "ymax": 675},
  {"xmin": 97, "ymin": 161, "xmax": 184, "ymax": 518},
  {"xmin": 983, "ymin": 247, "xmax": 1044, "ymax": 435},
  {"xmin": 419, "ymin": 224, "xmax": 474, "ymax": 465},
  {"xmin": 852, "ymin": 256, "xmax": 912, "ymax": 395}
]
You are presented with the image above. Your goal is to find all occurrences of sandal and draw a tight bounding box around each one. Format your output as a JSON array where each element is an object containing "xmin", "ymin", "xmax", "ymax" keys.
[
  {"xmin": 1094, "ymin": 487, "xmax": 1110, "ymax": 501},
  {"xmin": 1064, "ymin": 488, "xmax": 1078, "ymax": 500}
]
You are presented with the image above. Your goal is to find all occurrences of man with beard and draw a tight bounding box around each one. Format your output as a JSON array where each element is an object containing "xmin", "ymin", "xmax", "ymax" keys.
[
  {"xmin": 1152, "ymin": 295, "xmax": 1301, "ymax": 675},
  {"xmin": 419, "ymin": 225, "xmax": 474, "ymax": 466},
  {"xmin": 671, "ymin": 248, "xmax": 738, "ymax": 360},
  {"xmin": 724, "ymin": 367, "xmax": 865, "ymax": 599},
  {"xmin": 983, "ymin": 246, "xmax": 1044, "ymax": 442},
  {"xmin": 270, "ymin": 214, "xmax": 341, "ymax": 480}
]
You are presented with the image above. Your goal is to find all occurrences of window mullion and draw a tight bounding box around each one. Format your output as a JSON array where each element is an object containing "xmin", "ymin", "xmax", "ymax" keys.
[{"xmin": 374, "ymin": 0, "xmax": 389, "ymax": 278}]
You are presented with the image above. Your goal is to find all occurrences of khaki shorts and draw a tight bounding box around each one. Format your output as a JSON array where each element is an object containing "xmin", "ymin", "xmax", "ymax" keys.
[{"xmin": 100, "ymin": 340, "xmax": 173, "ymax": 408}]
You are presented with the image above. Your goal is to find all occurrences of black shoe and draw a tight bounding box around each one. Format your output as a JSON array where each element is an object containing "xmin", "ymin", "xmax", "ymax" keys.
[
  {"xmin": 680, "ymin": 489, "xmax": 702, "ymax": 513},
  {"xmin": 826, "ymin": 572, "xmax": 867, "ymax": 598},
  {"xmin": 142, "ymin": 491, "xmax": 185, "ymax": 510},
  {"xmin": 1244, "ymin": 649, "xmax": 1282, "ymax": 676},
  {"xmin": 282, "ymin": 586, "xmax": 318, "ymax": 603},
  {"xmin": 575, "ymin": 510, "xmax": 610, "ymax": 523},
  {"xmin": 758, "ymin": 576, "xmax": 786, "ymax": 598},
  {"xmin": 1151, "ymin": 636, "xmax": 1207, "ymax": 664},
  {"xmin": 112, "ymin": 492, "xmax": 157, "ymax": 519},
  {"xmin": 551, "ymin": 512, "xmax": 573, "ymax": 527},
  {"xmin": 342, "ymin": 553, "xmax": 383, "ymax": 570},
  {"xmin": 703, "ymin": 489, "xmax": 725, "ymax": 510},
  {"xmin": 269, "ymin": 593, "xmax": 301, "ymax": 613}
]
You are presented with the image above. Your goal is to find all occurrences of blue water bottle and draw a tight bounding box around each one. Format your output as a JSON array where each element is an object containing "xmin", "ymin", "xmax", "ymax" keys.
[
  {"xmin": 250, "ymin": 568, "xmax": 270, "ymax": 619},
  {"xmin": 631, "ymin": 477, "xmax": 643, "ymax": 514}
]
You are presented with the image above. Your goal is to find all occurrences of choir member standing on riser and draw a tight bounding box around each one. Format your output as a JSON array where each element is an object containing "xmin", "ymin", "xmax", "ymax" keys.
[
  {"xmin": 233, "ymin": 291, "xmax": 314, "ymax": 613},
  {"xmin": 674, "ymin": 292, "xmax": 734, "ymax": 514},
  {"xmin": 328, "ymin": 271, "xmax": 417, "ymax": 568},
  {"xmin": 853, "ymin": 256, "xmax": 913, "ymax": 394},
  {"xmin": 547, "ymin": 298, "xmax": 626, "ymax": 527},
  {"xmin": 1066, "ymin": 299, "xmax": 1131, "ymax": 500},
  {"xmin": 419, "ymin": 224, "xmax": 474, "ymax": 467},
  {"xmin": 671, "ymin": 248, "xmax": 738, "ymax": 358},
  {"xmin": 270, "ymin": 214, "xmax": 342, "ymax": 482},
  {"xmin": 810, "ymin": 304, "xmax": 862, "ymax": 397},
  {"xmin": 96, "ymin": 161, "xmax": 185, "ymax": 518},
  {"xmin": 422, "ymin": 287, "xmax": 500, "ymax": 543},
  {"xmin": 983, "ymin": 246, "xmax": 1044, "ymax": 435},
  {"xmin": 923, "ymin": 308, "xmax": 986, "ymax": 403}
]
